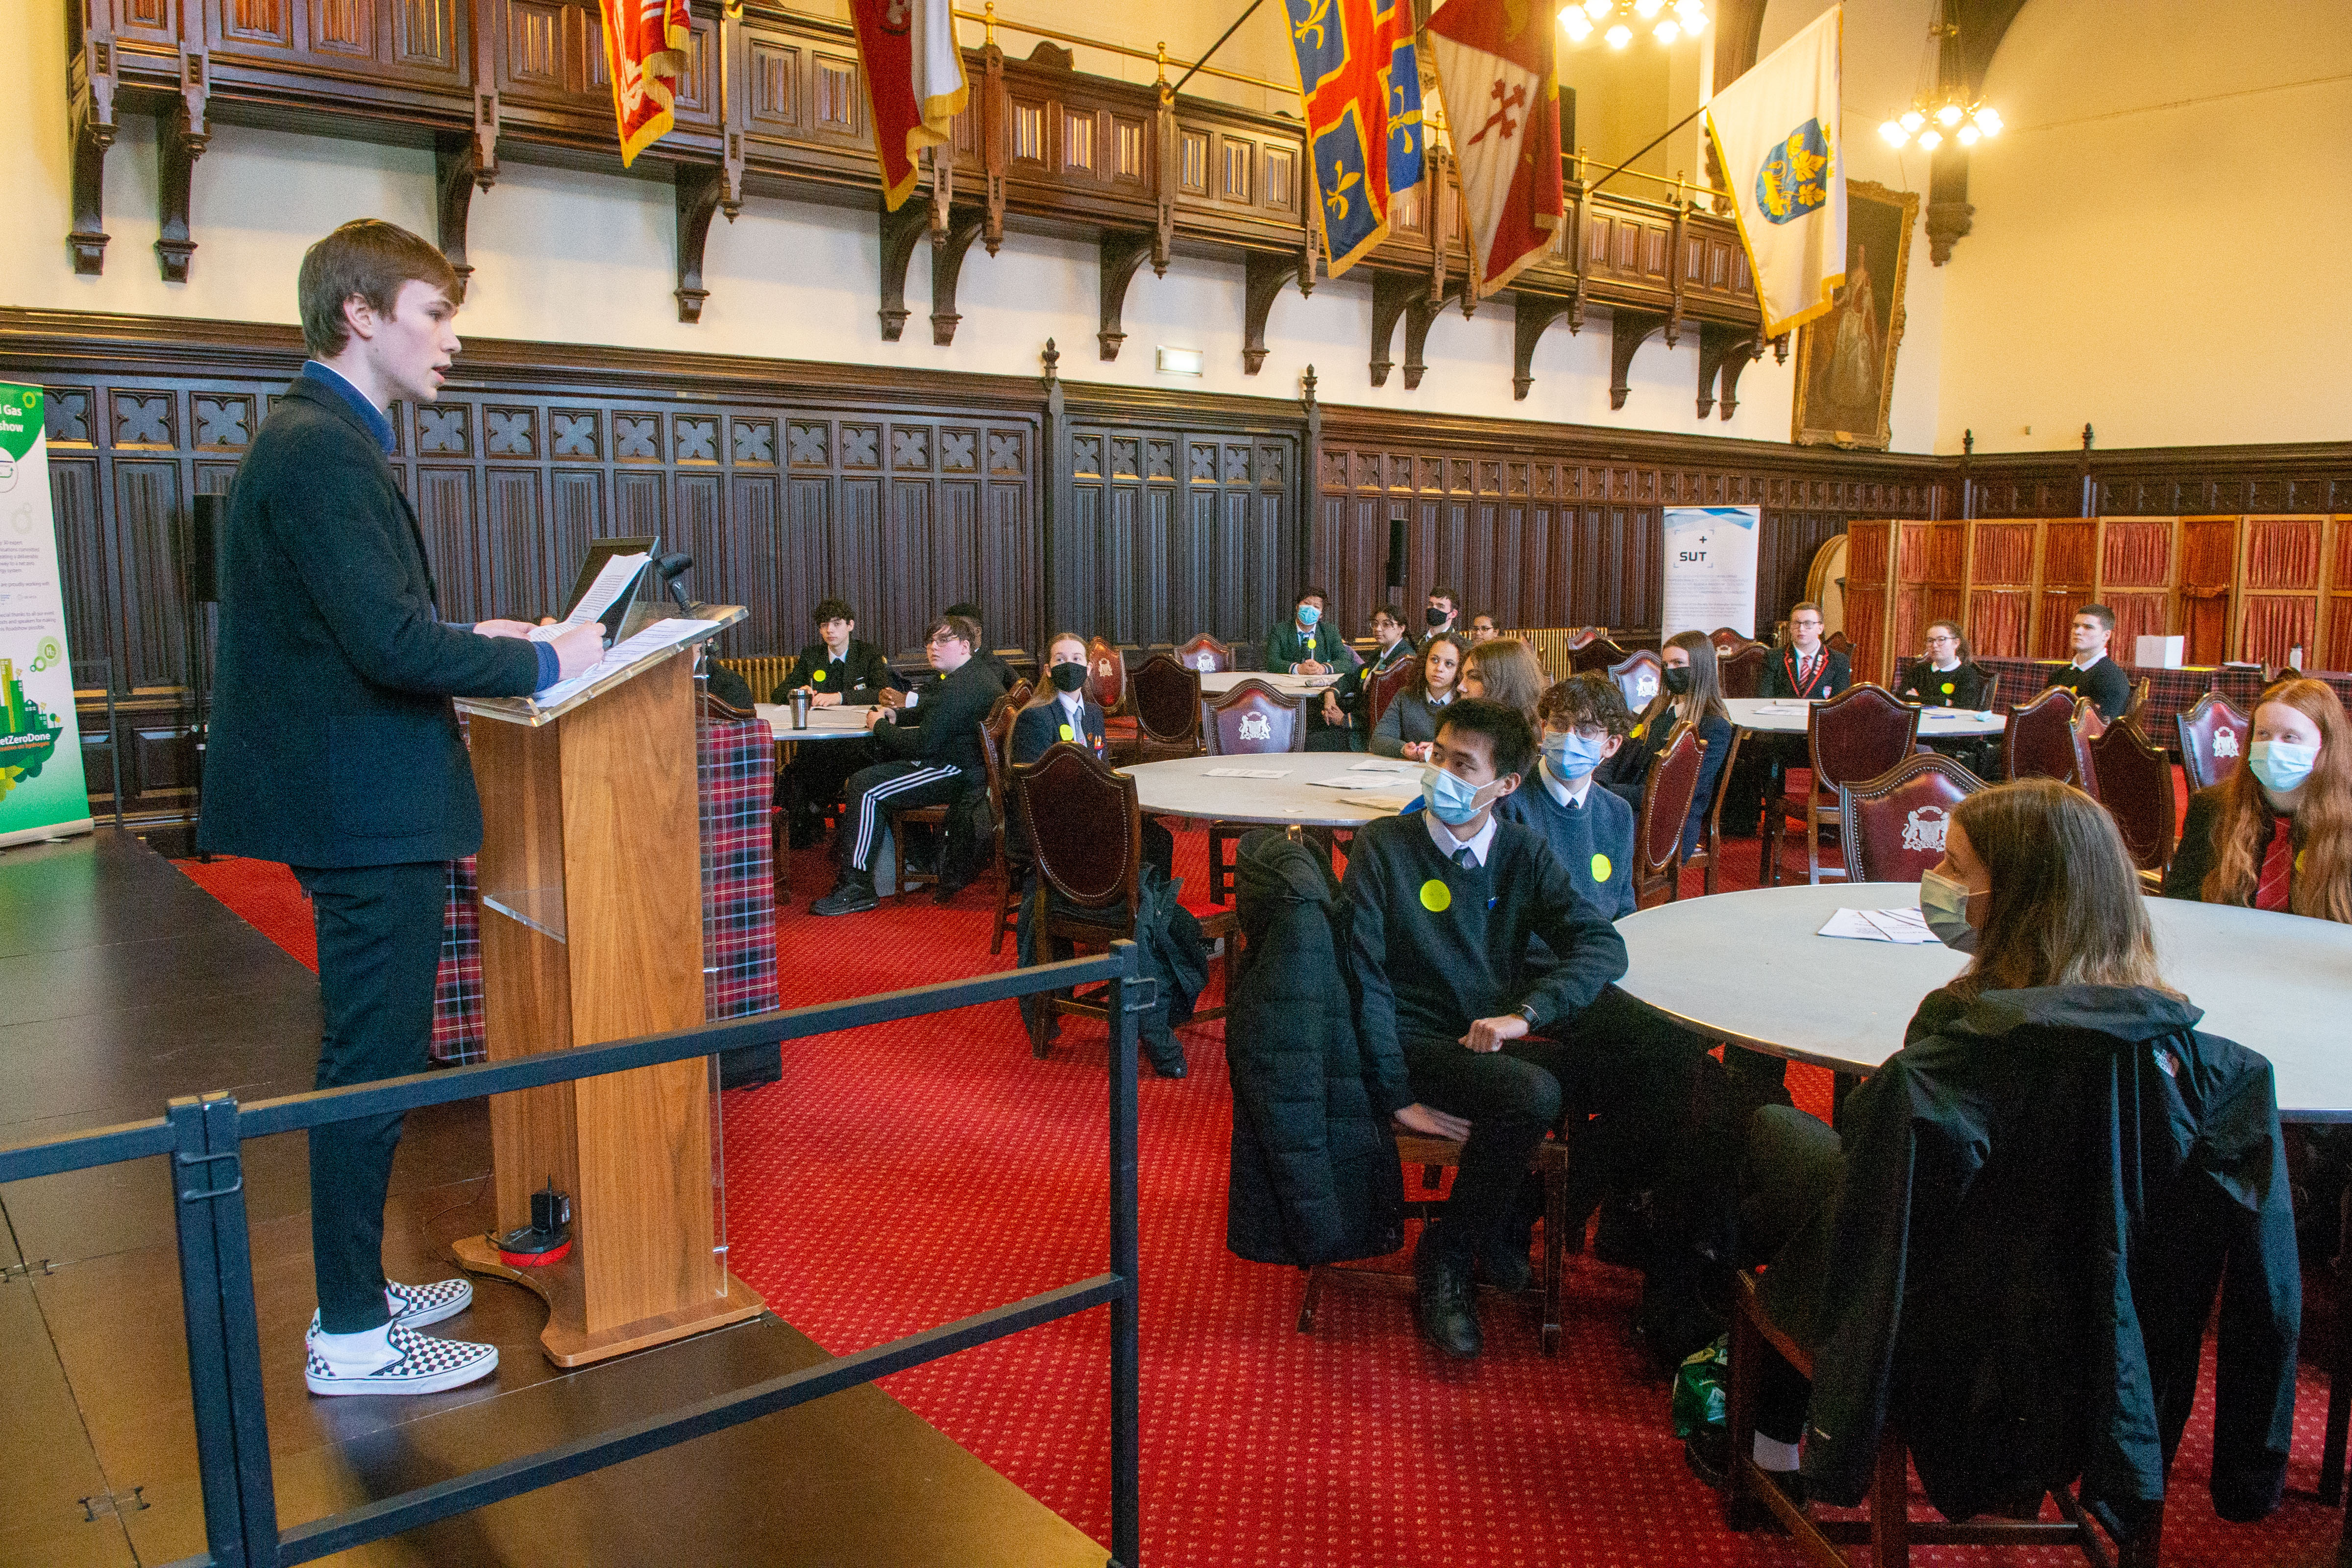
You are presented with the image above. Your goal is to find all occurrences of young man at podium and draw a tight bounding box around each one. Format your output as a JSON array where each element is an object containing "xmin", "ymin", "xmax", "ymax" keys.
[
  {"xmin": 199, "ymin": 220, "xmax": 603, "ymax": 1396},
  {"xmin": 813, "ymin": 612, "xmax": 1005, "ymax": 914}
]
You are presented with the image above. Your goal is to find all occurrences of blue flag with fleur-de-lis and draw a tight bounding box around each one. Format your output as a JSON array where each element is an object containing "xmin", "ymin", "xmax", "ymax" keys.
[{"xmin": 1283, "ymin": 0, "xmax": 1424, "ymax": 276}]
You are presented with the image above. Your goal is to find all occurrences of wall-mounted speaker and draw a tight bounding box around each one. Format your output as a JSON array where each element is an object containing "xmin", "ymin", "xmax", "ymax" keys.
[
  {"xmin": 188, "ymin": 494, "xmax": 226, "ymax": 605},
  {"xmin": 1384, "ymin": 515, "xmax": 1407, "ymax": 590}
]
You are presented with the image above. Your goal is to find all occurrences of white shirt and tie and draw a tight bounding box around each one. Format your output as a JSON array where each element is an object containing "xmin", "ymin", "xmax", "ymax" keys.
[{"xmin": 1424, "ymin": 808, "xmax": 1496, "ymax": 868}]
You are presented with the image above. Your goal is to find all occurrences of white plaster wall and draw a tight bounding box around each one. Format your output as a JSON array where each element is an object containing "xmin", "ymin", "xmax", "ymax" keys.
[{"xmin": 1932, "ymin": 0, "xmax": 2352, "ymax": 453}]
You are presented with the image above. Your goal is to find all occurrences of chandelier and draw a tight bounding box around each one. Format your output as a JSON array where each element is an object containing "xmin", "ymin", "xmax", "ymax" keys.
[
  {"xmin": 1878, "ymin": 4, "xmax": 2001, "ymax": 150},
  {"xmin": 1559, "ymin": 0, "xmax": 1709, "ymax": 49}
]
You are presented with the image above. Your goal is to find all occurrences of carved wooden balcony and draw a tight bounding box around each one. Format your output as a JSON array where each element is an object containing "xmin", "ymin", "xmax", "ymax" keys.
[{"xmin": 67, "ymin": 0, "xmax": 1762, "ymax": 401}]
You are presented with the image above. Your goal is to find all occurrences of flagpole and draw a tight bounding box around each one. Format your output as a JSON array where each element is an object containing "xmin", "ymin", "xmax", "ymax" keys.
[
  {"xmin": 1167, "ymin": 0, "xmax": 1269, "ymax": 99},
  {"xmin": 1584, "ymin": 103, "xmax": 1709, "ymax": 198}
]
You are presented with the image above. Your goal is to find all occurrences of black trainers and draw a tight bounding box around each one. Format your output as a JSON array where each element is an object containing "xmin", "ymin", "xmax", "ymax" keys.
[
  {"xmin": 811, "ymin": 876, "xmax": 879, "ymax": 916},
  {"xmin": 1476, "ymin": 1232, "xmax": 1534, "ymax": 1295},
  {"xmin": 1413, "ymin": 1234, "xmax": 1483, "ymax": 1359}
]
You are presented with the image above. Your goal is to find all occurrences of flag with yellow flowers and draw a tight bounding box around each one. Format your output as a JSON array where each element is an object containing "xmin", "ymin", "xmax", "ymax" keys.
[{"xmin": 1703, "ymin": 5, "xmax": 1844, "ymax": 338}]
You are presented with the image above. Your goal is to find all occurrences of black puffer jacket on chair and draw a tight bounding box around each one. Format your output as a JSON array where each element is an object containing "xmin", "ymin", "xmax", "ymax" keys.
[{"xmin": 1225, "ymin": 829, "xmax": 1404, "ymax": 1266}]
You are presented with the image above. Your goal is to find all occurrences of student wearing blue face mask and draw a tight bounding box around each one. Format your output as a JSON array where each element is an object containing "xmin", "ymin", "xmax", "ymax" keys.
[
  {"xmin": 2166, "ymin": 677, "xmax": 2351, "ymax": 922},
  {"xmin": 1265, "ymin": 587, "xmax": 1361, "ymax": 752},
  {"xmin": 1498, "ymin": 673, "xmax": 1637, "ymax": 919},
  {"xmin": 1339, "ymin": 699, "xmax": 1627, "ymax": 1359}
]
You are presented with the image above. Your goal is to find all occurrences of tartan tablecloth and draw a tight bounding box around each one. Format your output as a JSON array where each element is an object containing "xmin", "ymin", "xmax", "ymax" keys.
[
  {"xmin": 1973, "ymin": 658, "xmax": 2229, "ymax": 759},
  {"xmin": 430, "ymin": 707, "xmax": 778, "ymax": 1066}
]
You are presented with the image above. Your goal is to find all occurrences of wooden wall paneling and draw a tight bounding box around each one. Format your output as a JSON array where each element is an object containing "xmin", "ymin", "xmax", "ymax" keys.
[
  {"xmin": 2235, "ymin": 514, "xmax": 2325, "ymax": 668},
  {"xmin": 2179, "ymin": 515, "xmax": 2239, "ymax": 666},
  {"xmin": 1842, "ymin": 518, "xmax": 1895, "ymax": 686},
  {"xmin": 2034, "ymin": 517, "xmax": 2097, "ymax": 659},
  {"xmin": 1964, "ymin": 518, "xmax": 2037, "ymax": 659},
  {"xmin": 2091, "ymin": 515, "xmax": 2178, "ymax": 653}
]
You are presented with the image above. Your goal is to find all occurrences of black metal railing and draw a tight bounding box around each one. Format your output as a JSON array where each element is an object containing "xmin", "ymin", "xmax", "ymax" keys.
[{"xmin": 0, "ymin": 944, "xmax": 1147, "ymax": 1568}]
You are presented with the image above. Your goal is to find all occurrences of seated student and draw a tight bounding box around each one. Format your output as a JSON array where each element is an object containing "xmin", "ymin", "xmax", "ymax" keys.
[
  {"xmin": 2167, "ymin": 676, "xmax": 2350, "ymax": 920},
  {"xmin": 1593, "ymin": 631, "xmax": 1734, "ymax": 857},
  {"xmin": 934, "ymin": 601, "xmax": 1018, "ymax": 691},
  {"xmin": 1468, "ymin": 612, "xmax": 1500, "ymax": 645},
  {"xmin": 1015, "ymin": 632, "xmax": 1176, "ymax": 881},
  {"xmin": 2048, "ymin": 602, "xmax": 2132, "ymax": 721},
  {"xmin": 1263, "ymin": 586, "xmax": 1361, "ymax": 753},
  {"xmin": 1459, "ymin": 638, "xmax": 1546, "ymax": 728},
  {"xmin": 1341, "ymin": 698, "xmax": 1627, "ymax": 1359},
  {"xmin": 1329, "ymin": 603, "xmax": 1418, "ymax": 746},
  {"xmin": 1715, "ymin": 779, "xmax": 2297, "ymax": 1523},
  {"xmin": 1424, "ymin": 586, "xmax": 1463, "ymax": 639},
  {"xmin": 1497, "ymin": 673, "xmax": 1636, "ymax": 919},
  {"xmin": 814, "ymin": 613, "xmax": 1004, "ymax": 916},
  {"xmin": 1370, "ymin": 632, "xmax": 1466, "ymax": 760},
  {"xmin": 1895, "ymin": 619, "xmax": 1997, "ymax": 776},
  {"xmin": 1894, "ymin": 619, "xmax": 1992, "ymax": 710},
  {"xmin": 1758, "ymin": 600, "xmax": 1850, "ymax": 702},
  {"xmin": 775, "ymin": 597, "xmax": 897, "ymax": 845}
]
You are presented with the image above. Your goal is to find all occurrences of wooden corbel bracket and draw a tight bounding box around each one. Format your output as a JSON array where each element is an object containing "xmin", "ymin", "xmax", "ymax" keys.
[
  {"xmin": 674, "ymin": 164, "xmax": 728, "ymax": 324},
  {"xmin": 1608, "ymin": 308, "xmax": 1670, "ymax": 411},
  {"xmin": 929, "ymin": 206, "xmax": 987, "ymax": 346},
  {"xmin": 1098, "ymin": 230, "xmax": 1156, "ymax": 362},
  {"xmin": 154, "ymin": 48, "xmax": 208, "ymax": 283},
  {"xmin": 1696, "ymin": 320, "xmax": 1760, "ymax": 420},
  {"xmin": 1512, "ymin": 293, "xmax": 1574, "ymax": 402},
  {"xmin": 1241, "ymin": 245, "xmax": 1311, "ymax": 375},
  {"xmin": 877, "ymin": 194, "xmax": 929, "ymax": 342},
  {"xmin": 68, "ymin": 29, "xmax": 119, "ymax": 275}
]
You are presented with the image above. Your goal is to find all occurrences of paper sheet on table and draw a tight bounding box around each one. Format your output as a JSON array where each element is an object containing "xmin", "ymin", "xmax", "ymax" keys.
[
  {"xmin": 1309, "ymin": 773, "xmax": 1408, "ymax": 790},
  {"xmin": 1348, "ymin": 760, "xmax": 1417, "ymax": 773},
  {"xmin": 529, "ymin": 616, "xmax": 719, "ymax": 708},
  {"xmin": 1754, "ymin": 701, "xmax": 1811, "ymax": 715},
  {"xmin": 530, "ymin": 551, "xmax": 647, "ymax": 639},
  {"xmin": 1818, "ymin": 906, "xmax": 1939, "ymax": 944},
  {"xmin": 1353, "ymin": 793, "xmax": 1418, "ymax": 811},
  {"xmin": 1205, "ymin": 767, "xmax": 1291, "ymax": 779}
]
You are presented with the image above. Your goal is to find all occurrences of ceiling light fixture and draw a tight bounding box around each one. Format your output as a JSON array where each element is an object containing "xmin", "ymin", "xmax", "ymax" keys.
[
  {"xmin": 1879, "ymin": 0, "xmax": 2000, "ymax": 153},
  {"xmin": 1561, "ymin": 0, "xmax": 1706, "ymax": 49}
]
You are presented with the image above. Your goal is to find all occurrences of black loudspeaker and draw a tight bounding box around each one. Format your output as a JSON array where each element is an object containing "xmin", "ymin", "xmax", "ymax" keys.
[
  {"xmin": 188, "ymin": 494, "xmax": 226, "ymax": 604},
  {"xmin": 1384, "ymin": 515, "xmax": 1407, "ymax": 590}
]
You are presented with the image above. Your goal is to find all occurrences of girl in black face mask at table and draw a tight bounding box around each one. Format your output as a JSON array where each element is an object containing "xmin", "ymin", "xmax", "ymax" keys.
[
  {"xmin": 1010, "ymin": 632, "xmax": 1175, "ymax": 878},
  {"xmin": 1594, "ymin": 631, "xmax": 1734, "ymax": 858}
]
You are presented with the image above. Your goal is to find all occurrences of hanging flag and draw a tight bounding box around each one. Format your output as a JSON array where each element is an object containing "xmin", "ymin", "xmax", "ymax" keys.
[
  {"xmin": 1423, "ymin": 0, "xmax": 1563, "ymax": 292},
  {"xmin": 848, "ymin": 0, "xmax": 970, "ymax": 211},
  {"xmin": 1703, "ymin": 5, "xmax": 1845, "ymax": 338},
  {"xmin": 598, "ymin": 0, "xmax": 693, "ymax": 168},
  {"xmin": 1281, "ymin": 0, "xmax": 1424, "ymax": 277}
]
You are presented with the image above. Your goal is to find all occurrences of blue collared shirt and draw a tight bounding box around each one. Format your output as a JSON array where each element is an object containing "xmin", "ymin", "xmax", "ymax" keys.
[
  {"xmin": 300, "ymin": 362, "xmax": 559, "ymax": 688},
  {"xmin": 301, "ymin": 360, "xmax": 396, "ymax": 455}
]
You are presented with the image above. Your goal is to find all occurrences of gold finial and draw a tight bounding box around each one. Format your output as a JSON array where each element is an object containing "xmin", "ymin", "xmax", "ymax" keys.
[
  {"xmin": 983, "ymin": 0, "xmax": 998, "ymax": 45},
  {"xmin": 1156, "ymin": 41, "xmax": 1169, "ymax": 87}
]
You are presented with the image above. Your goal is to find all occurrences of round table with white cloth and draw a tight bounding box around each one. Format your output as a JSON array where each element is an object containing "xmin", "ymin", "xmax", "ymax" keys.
[
  {"xmin": 1119, "ymin": 753, "xmax": 1422, "ymax": 829},
  {"xmin": 1724, "ymin": 696, "xmax": 2005, "ymax": 738},
  {"xmin": 1612, "ymin": 880, "xmax": 2352, "ymax": 1120},
  {"xmin": 1198, "ymin": 669, "xmax": 1339, "ymax": 696}
]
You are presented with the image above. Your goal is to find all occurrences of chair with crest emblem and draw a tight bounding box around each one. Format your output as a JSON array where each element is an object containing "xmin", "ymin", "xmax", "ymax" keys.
[{"xmin": 1836, "ymin": 753, "xmax": 1986, "ymax": 885}]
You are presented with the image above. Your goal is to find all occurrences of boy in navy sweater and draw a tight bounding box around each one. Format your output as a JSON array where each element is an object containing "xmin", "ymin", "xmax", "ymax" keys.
[
  {"xmin": 1497, "ymin": 673, "xmax": 1637, "ymax": 919},
  {"xmin": 1341, "ymin": 698, "xmax": 1627, "ymax": 1358}
]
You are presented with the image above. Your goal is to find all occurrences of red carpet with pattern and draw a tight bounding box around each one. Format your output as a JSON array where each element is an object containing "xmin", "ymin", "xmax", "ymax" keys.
[{"xmin": 179, "ymin": 816, "xmax": 2342, "ymax": 1567}]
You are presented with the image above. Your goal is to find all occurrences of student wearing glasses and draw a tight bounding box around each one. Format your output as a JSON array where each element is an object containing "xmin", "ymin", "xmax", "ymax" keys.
[
  {"xmin": 1894, "ymin": 620, "xmax": 1992, "ymax": 710},
  {"xmin": 1329, "ymin": 604, "xmax": 1418, "ymax": 746}
]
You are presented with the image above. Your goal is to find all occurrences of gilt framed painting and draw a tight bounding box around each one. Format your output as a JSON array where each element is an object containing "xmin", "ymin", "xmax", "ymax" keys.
[{"xmin": 1791, "ymin": 179, "xmax": 1918, "ymax": 450}]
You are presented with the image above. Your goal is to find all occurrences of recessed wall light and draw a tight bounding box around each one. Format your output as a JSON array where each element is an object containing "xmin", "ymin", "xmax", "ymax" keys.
[{"xmin": 1156, "ymin": 346, "xmax": 1204, "ymax": 377}]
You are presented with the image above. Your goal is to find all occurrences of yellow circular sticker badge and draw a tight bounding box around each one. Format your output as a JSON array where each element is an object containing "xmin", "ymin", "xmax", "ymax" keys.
[
  {"xmin": 1939, "ymin": 681, "xmax": 1954, "ymax": 697},
  {"xmin": 1419, "ymin": 879, "xmax": 1452, "ymax": 912},
  {"xmin": 1590, "ymin": 853, "xmax": 1613, "ymax": 882},
  {"xmin": 812, "ymin": 668, "xmax": 826, "ymax": 682},
  {"xmin": 1059, "ymin": 723, "xmax": 1075, "ymax": 742}
]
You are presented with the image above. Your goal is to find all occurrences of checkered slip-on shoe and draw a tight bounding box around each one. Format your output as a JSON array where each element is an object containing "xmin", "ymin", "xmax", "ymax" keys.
[
  {"xmin": 384, "ymin": 1276, "xmax": 472, "ymax": 1330},
  {"xmin": 305, "ymin": 1321, "xmax": 498, "ymax": 1397}
]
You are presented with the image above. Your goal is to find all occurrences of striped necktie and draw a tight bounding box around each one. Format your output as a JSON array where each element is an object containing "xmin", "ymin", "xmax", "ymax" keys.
[{"xmin": 2255, "ymin": 816, "xmax": 2295, "ymax": 912}]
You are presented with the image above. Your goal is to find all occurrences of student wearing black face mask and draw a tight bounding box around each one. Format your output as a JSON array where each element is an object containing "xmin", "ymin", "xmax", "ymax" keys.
[
  {"xmin": 1012, "ymin": 631, "xmax": 1174, "ymax": 879},
  {"xmin": 1594, "ymin": 632, "xmax": 1734, "ymax": 858},
  {"xmin": 1424, "ymin": 587, "xmax": 1463, "ymax": 636}
]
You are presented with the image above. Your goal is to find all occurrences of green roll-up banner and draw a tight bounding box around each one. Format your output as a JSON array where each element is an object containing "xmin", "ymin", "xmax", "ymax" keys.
[{"xmin": 0, "ymin": 382, "xmax": 95, "ymax": 848}]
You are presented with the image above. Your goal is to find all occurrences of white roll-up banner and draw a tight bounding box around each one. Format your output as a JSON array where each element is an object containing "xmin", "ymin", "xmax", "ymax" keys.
[
  {"xmin": 0, "ymin": 383, "xmax": 95, "ymax": 848},
  {"xmin": 1660, "ymin": 505, "xmax": 1761, "ymax": 641}
]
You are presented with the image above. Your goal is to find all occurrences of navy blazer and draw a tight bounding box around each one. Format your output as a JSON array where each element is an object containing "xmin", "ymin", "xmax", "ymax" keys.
[
  {"xmin": 198, "ymin": 377, "xmax": 541, "ymax": 867},
  {"xmin": 1012, "ymin": 694, "xmax": 1107, "ymax": 766}
]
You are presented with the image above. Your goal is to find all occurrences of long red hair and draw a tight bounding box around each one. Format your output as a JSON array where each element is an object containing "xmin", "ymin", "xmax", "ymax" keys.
[{"xmin": 2200, "ymin": 677, "xmax": 2352, "ymax": 923}]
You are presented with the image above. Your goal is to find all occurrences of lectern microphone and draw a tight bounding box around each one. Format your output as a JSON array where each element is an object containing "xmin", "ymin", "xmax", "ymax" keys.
[{"xmin": 654, "ymin": 550, "xmax": 694, "ymax": 611}]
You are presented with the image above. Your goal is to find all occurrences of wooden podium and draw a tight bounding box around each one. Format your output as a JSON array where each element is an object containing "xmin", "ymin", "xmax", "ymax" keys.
[{"xmin": 451, "ymin": 611, "xmax": 765, "ymax": 1366}]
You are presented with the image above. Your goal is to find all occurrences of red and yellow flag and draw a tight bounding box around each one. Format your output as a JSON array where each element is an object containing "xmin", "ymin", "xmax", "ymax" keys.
[
  {"xmin": 849, "ymin": 0, "xmax": 970, "ymax": 210},
  {"xmin": 599, "ymin": 0, "xmax": 693, "ymax": 167}
]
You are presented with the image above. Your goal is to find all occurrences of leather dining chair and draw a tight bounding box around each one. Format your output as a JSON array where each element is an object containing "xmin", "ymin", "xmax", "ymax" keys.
[
  {"xmin": 2175, "ymin": 691, "xmax": 2250, "ymax": 792},
  {"xmin": 1835, "ymin": 752, "xmax": 1986, "ymax": 884},
  {"xmin": 2005, "ymin": 688, "xmax": 2098, "ymax": 792},
  {"xmin": 1607, "ymin": 648, "xmax": 1664, "ymax": 714},
  {"xmin": 979, "ymin": 700, "xmax": 1027, "ymax": 953},
  {"xmin": 2088, "ymin": 719, "xmax": 2176, "ymax": 891},
  {"xmin": 1715, "ymin": 640, "xmax": 1768, "ymax": 700},
  {"xmin": 1764, "ymin": 684, "xmax": 1920, "ymax": 886},
  {"xmin": 1174, "ymin": 632, "xmax": 1233, "ymax": 674},
  {"xmin": 1123, "ymin": 652, "xmax": 1203, "ymax": 763},
  {"xmin": 1200, "ymin": 678, "xmax": 1308, "ymax": 902},
  {"xmin": 1631, "ymin": 720, "xmax": 1705, "ymax": 908},
  {"xmin": 1681, "ymin": 724, "xmax": 1746, "ymax": 896},
  {"xmin": 1568, "ymin": 637, "xmax": 1632, "ymax": 675},
  {"xmin": 1366, "ymin": 657, "xmax": 1418, "ymax": 733},
  {"xmin": 1015, "ymin": 742, "xmax": 1234, "ymax": 1056}
]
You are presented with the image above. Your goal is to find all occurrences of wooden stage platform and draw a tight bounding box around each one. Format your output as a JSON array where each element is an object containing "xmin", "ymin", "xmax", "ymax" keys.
[{"xmin": 0, "ymin": 830, "xmax": 1104, "ymax": 1568}]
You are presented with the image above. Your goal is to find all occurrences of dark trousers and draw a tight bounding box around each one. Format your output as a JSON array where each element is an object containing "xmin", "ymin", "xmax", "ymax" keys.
[
  {"xmin": 1402, "ymin": 1033, "xmax": 1574, "ymax": 1261},
  {"xmin": 1739, "ymin": 1103, "xmax": 1846, "ymax": 1443},
  {"xmin": 777, "ymin": 735, "xmax": 874, "ymax": 823},
  {"xmin": 292, "ymin": 861, "xmax": 449, "ymax": 1334},
  {"xmin": 835, "ymin": 760, "xmax": 964, "ymax": 874}
]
